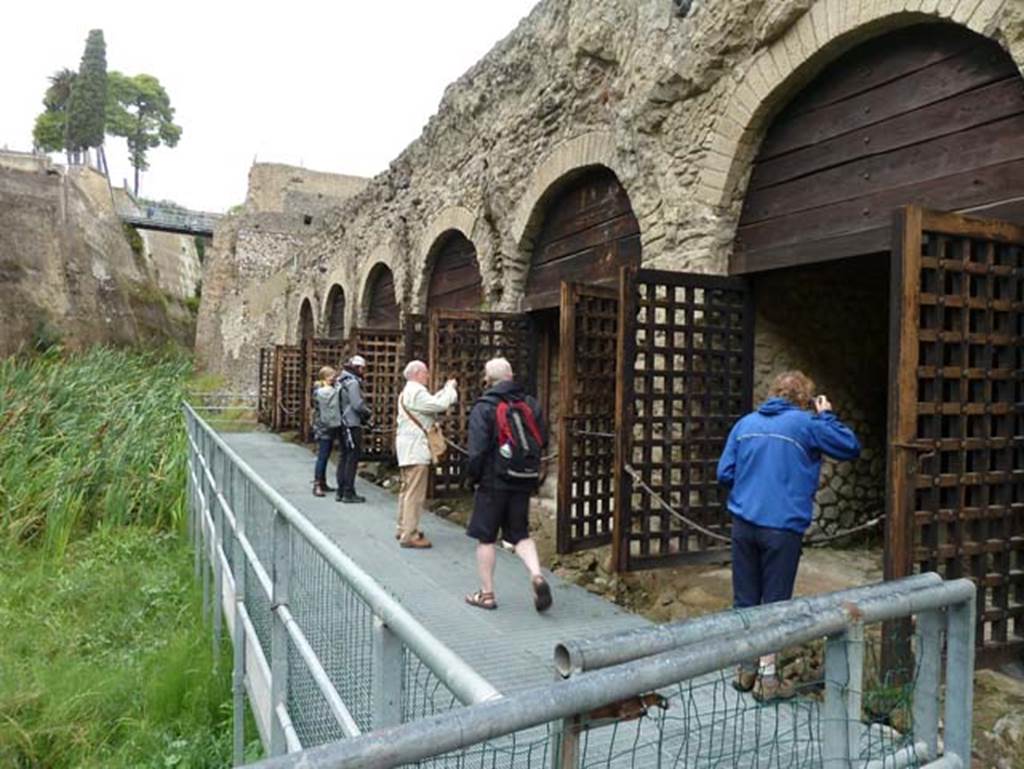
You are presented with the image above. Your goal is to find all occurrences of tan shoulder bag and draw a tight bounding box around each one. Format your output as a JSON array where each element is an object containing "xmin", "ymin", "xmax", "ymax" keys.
[{"xmin": 401, "ymin": 397, "xmax": 447, "ymax": 463}]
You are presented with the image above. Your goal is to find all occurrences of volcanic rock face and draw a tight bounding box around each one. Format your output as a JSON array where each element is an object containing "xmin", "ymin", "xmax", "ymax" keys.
[{"xmin": 0, "ymin": 152, "xmax": 194, "ymax": 355}]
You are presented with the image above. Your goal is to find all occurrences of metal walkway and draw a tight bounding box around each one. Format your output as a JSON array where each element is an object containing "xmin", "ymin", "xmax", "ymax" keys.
[
  {"xmin": 219, "ymin": 430, "xmax": 647, "ymax": 694},
  {"xmin": 121, "ymin": 204, "xmax": 221, "ymax": 236},
  {"xmin": 188, "ymin": 411, "xmax": 975, "ymax": 769}
]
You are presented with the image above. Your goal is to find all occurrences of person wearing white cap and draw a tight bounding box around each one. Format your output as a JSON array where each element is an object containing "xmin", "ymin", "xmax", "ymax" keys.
[{"xmin": 336, "ymin": 354, "xmax": 371, "ymax": 502}]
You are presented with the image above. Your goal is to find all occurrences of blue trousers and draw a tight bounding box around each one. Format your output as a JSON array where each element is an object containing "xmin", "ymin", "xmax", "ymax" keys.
[
  {"xmin": 313, "ymin": 430, "xmax": 337, "ymax": 483},
  {"xmin": 731, "ymin": 515, "xmax": 803, "ymax": 609}
]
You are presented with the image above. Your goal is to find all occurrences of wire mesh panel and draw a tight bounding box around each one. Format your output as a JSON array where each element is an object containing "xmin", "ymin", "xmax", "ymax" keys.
[
  {"xmin": 889, "ymin": 206, "xmax": 1024, "ymax": 667},
  {"xmin": 427, "ymin": 309, "xmax": 535, "ymax": 496},
  {"xmin": 557, "ymin": 282, "xmax": 619, "ymax": 553},
  {"xmin": 613, "ymin": 268, "xmax": 753, "ymax": 572},
  {"xmin": 349, "ymin": 327, "xmax": 405, "ymax": 461},
  {"xmin": 300, "ymin": 337, "xmax": 351, "ymax": 441},
  {"xmin": 272, "ymin": 344, "xmax": 304, "ymax": 432},
  {"xmin": 258, "ymin": 347, "xmax": 274, "ymax": 426}
]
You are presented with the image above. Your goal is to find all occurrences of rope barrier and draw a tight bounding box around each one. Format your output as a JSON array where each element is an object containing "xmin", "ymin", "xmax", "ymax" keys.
[{"xmin": 622, "ymin": 463, "xmax": 884, "ymax": 547}]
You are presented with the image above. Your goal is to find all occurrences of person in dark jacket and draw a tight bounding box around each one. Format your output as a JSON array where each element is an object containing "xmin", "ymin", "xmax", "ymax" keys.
[
  {"xmin": 463, "ymin": 357, "xmax": 552, "ymax": 613},
  {"xmin": 336, "ymin": 355, "xmax": 372, "ymax": 503},
  {"xmin": 717, "ymin": 370, "xmax": 861, "ymax": 702},
  {"xmin": 311, "ymin": 366, "xmax": 341, "ymax": 497}
]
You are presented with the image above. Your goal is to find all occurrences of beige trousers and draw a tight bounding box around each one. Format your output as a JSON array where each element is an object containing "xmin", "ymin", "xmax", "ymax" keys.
[{"xmin": 398, "ymin": 464, "xmax": 430, "ymax": 542}]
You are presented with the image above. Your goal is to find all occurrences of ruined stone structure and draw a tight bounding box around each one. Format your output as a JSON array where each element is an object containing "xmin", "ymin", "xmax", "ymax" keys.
[
  {"xmin": 198, "ymin": 0, "xmax": 1024, "ymax": 528},
  {"xmin": 0, "ymin": 151, "xmax": 196, "ymax": 355}
]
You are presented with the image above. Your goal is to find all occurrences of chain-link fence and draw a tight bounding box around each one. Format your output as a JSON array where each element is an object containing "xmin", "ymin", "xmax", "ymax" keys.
[{"xmin": 185, "ymin": 403, "xmax": 500, "ymax": 764}]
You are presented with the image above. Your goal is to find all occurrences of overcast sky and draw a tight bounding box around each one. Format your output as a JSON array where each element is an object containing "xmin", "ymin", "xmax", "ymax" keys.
[{"xmin": 1, "ymin": 1, "xmax": 539, "ymax": 213}]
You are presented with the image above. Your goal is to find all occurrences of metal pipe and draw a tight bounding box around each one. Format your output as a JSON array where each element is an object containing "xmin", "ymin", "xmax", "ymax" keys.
[
  {"xmin": 275, "ymin": 603, "xmax": 362, "ymax": 737},
  {"xmin": 274, "ymin": 702, "xmax": 303, "ymax": 754},
  {"xmin": 554, "ymin": 572, "xmax": 943, "ymax": 676},
  {"xmin": 240, "ymin": 579, "xmax": 975, "ymax": 769},
  {"xmin": 861, "ymin": 740, "xmax": 928, "ymax": 769},
  {"xmin": 183, "ymin": 403, "xmax": 500, "ymax": 706},
  {"xmin": 919, "ymin": 755, "xmax": 963, "ymax": 769}
]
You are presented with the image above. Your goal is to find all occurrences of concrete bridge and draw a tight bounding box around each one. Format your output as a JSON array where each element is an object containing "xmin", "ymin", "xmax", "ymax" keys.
[{"xmin": 184, "ymin": 403, "xmax": 976, "ymax": 769}]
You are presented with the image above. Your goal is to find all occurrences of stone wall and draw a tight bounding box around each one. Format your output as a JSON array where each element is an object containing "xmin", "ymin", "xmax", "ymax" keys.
[
  {"xmin": 0, "ymin": 155, "xmax": 195, "ymax": 356},
  {"xmin": 194, "ymin": 163, "xmax": 369, "ymax": 382},
  {"xmin": 753, "ymin": 255, "xmax": 889, "ymax": 533},
  {"xmin": 197, "ymin": 0, "xmax": 1024, "ymax": 387}
]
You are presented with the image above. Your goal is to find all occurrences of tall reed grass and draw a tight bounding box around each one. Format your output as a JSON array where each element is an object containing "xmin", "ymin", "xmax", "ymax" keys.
[
  {"xmin": 0, "ymin": 346, "xmax": 244, "ymax": 767},
  {"xmin": 0, "ymin": 346, "xmax": 190, "ymax": 554}
]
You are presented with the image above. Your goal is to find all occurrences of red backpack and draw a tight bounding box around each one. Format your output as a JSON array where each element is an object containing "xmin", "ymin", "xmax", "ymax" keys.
[{"xmin": 494, "ymin": 398, "xmax": 544, "ymax": 482}]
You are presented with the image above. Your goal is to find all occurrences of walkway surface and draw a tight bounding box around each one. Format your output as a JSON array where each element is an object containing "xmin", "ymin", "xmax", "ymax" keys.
[
  {"xmin": 221, "ymin": 431, "xmax": 901, "ymax": 767},
  {"xmin": 221, "ymin": 430, "xmax": 648, "ymax": 694}
]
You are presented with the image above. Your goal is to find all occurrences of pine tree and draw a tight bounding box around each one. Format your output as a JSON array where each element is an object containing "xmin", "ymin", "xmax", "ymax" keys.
[
  {"xmin": 107, "ymin": 72, "xmax": 182, "ymax": 195},
  {"xmin": 65, "ymin": 30, "xmax": 107, "ymax": 166}
]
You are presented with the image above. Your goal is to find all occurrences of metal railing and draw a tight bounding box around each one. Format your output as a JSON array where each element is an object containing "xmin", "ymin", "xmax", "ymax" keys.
[
  {"xmin": 187, "ymin": 401, "xmax": 976, "ymax": 769},
  {"xmin": 238, "ymin": 573, "xmax": 975, "ymax": 769},
  {"xmin": 184, "ymin": 403, "xmax": 500, "ymax": 765}
]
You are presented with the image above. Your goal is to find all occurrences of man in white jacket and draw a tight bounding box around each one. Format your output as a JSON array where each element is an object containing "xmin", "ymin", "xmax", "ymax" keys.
[{"xmin": 395, "ymin": 360, "xmax": 457, "ymax": 549}]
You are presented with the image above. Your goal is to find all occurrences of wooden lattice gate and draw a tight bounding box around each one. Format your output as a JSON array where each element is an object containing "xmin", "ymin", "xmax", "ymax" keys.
[
  {"xmin": 348, "ymin": 327, "xmax": 405, "ymax": 461},
  {"xmin": 428, "ymin": 310, "xmax": 534, "ymax": 496},
  {"xmin": 557, "ymin": 283, "xmax": 619, "ymax": 553},
  {"xmin": 300, "ymin": 337, "xmax": 350, "ymax": 440},
  {"xmin": 612, "ymin": 268, "xmax": 754, "ymax": 572},
  {"xmin": 889, "ymin": 206, "xmax": 1024, "ymax": 666},
  {"xmin": 272, "ymin": 344, "xmax": 304, "ymax": 432}
]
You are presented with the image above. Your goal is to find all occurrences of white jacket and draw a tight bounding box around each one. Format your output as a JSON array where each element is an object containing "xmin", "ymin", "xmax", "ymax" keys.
[{"xmin": 395, "ymin": 380, "xmax": 458, "ymax": 466}]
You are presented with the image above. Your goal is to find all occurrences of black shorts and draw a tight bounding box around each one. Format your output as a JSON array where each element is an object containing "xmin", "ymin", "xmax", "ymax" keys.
[{"xmin": 466, "ymin": 488, "xmax": 531, "ymax": 545}]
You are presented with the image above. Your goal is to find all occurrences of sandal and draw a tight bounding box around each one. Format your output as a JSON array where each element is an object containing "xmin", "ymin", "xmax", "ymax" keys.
[
  {"xmin": 465, "ymin": 590, "xmax": 497, "ymax": 610},
  {"xmin": 532, "ymin": 576, "xmax": 553, "ymax": 613}
]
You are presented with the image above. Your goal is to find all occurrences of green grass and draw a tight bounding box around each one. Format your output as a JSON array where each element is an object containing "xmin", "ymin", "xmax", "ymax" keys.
[{"xmin": 0, "ymin": 346, "xmax": 247, "ymax": 767}]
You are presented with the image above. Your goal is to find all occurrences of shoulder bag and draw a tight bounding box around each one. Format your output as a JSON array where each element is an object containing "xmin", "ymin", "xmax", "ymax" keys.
[{"xmin": 401, "ymin": 397, "xmax": 447, "ymax": 463}]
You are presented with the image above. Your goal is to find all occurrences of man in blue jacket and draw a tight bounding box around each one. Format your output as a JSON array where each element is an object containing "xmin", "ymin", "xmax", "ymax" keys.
[{"xmin": 717, "ymin": 370, "xmax": 860, "ymax": 702}]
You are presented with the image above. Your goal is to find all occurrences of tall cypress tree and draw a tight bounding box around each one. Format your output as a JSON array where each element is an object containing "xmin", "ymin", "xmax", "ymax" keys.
[{"xmin": 65, "ymin": 29, "xmax": 107, "ymax": 164}]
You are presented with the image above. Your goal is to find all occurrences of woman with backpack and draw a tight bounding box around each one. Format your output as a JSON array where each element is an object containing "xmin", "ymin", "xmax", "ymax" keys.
[{"xmin": 311, "ymin": 366, "xmax": 342, "ymax": 497}]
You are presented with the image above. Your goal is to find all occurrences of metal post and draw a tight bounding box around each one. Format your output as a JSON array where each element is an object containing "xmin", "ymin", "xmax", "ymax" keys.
[
  {"xmin": 233, "ymin": 486, "xmax": 248, "ymax": 767},
  {"xmin": 270, "ymin": 511, "xmax": 292, "ymax": 755},
  {"xmin": 913, "ymin": 609, "xmax": 943, "ymax": 761},
  {"xmin": 552, "ymin": 716, "xmax": 580, "ymax": 769},
  {"xmin": 371, "ymin": 617, "xmax": 403, "ymax": 728},
  {"xmin": 212, "ymin": 445, "xmax": 224, "ymax": 668},
  {"xmin": 200, "ymin": 434, "xmax": 211, "ymax": 623},
  {"xmin": 943, "ymin": 596, "xmax": 975, "ymax": 765},
  {"xmin": 823, "ymin": 620, "xmax": 864, "ymax": 767}
]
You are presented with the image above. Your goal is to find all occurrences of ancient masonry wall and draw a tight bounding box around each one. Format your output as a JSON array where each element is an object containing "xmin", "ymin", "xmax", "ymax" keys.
[{"xmin": 194, "ymin": 0, "xmax": 1024, "ymax": 528}]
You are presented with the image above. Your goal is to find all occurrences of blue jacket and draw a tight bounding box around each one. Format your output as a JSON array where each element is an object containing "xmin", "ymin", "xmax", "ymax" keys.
[{"xmin": 716, "ymin": 398, "xmax": 861, "ymax": 534}]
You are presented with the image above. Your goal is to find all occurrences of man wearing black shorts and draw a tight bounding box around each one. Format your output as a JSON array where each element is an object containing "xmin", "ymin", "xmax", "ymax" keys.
[{"xmin": 463, "ymin": 357, "xmax": 552, "ymax": 613}]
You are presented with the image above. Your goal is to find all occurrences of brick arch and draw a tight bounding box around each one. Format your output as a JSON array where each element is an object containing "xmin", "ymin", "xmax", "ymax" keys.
[
  {"xmin": 412, "ymin": 206, "xmax": 493, "ymax": 312},
  {"xmin": 510, "ymin": 131, "xmax": 634, "ymax": 251},
  {"xmin": 357, "ymin": 247, "xmax": 402, "ymax": 328},
  {"xmin": 696, "ymin": 0, "xmax": 1014, "ymax": 216}
]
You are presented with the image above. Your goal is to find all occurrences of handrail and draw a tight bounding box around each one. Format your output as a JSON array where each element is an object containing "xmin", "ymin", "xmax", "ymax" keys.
[
  {"xmin": 241, "ymin": 578, "xmax": 976, "ymax": 769},
  {"xmin": 184, "ymin": 402, "xmax": 500, "ymax": 707},
  {"xmin": 554, "ymin": 572, "xmax": 943, "ymax": 676}
]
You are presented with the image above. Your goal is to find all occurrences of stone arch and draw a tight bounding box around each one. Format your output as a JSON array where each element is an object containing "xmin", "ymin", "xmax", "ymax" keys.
[
  {"xmin": 297, "ymin": 295, "xmax": 316, "ymax": 343},
  {"xmin": 412, "ymin": 206, "xmax": 492, "ymax": 312},
  {"xmin": 696, "ymin": 0, "xmax": 1014, "ymax": 217},
  {"xmin": 359, "ymin": 261, "xmax": 399, "ymax": 329},
  {"xmin": 355, "ymin": 245, "xmax": 403, "ymax": 327},
  {"xmin": 510, "ymin": 131, "xmax": 635, "ymax": 252},
  {"xmin": 522, "ymin": 165, "xmax": 642, "ymax": 310},
  {"xmin": 321, "ymin": 282, "xmax": 348, "ymax": 339}
]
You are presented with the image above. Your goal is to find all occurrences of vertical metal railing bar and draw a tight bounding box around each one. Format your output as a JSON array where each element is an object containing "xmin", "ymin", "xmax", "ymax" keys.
[
  {"xmin": 182, "ymin": 402, "xmax": 500, "ymax": 708},
  {"xmin": 913, "ymin": 609, "xmax": 944, "ymax": 762},
  {"xmin": 233, "ymin": 472, "xmax": 249, "ymax": 767},
  {"xmin": 275, "ymin": 702, "xmax": 303, "ymax": 754},
  {"xmin": 270, "ymin": 512, "xmax": 293, "ymax": 756}
]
